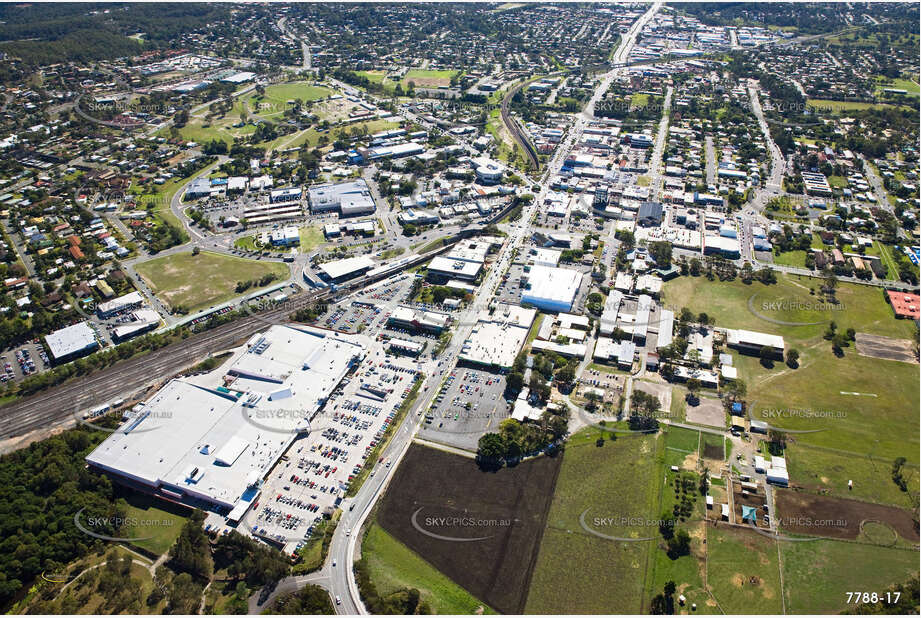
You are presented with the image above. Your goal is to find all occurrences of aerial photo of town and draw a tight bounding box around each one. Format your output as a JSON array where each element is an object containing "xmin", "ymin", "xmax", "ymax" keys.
[{"xmin": 0, "ymin": 1, "xmax": 917, "ymax": 616}]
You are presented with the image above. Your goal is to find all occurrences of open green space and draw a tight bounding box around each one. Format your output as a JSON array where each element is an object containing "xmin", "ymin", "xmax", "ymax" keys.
[
  {"xmin": 875, "ymin": 241, "xmax": 901, "ymax": 279},
  {"xmin": 662, "ymin": 274, "xmax": 919, "ymax": 465},
  {"xmin": 135, "ymin": 250, "xmax": 289, "ymax": 313},
  {"xmin": 875, "ymin": 76, "xmax": 920, "ymax": 96},
  {"xmin": 403, "ymin": 69, "xmax": 459, "ymax": 86},
  {"xmin": 772, "ymin": 249, "xmax": 807, "ymax": 268},
  {"xmin": 380, "ymin": 247, "xmax": 405, "ymax": 260},
  {"xmin": 118, "ymin": 491, "xmax": 188, "ymax": 556},
  {"xmin": 827, "ymin": 175, "xmax": 848, "ymax": 188},
  {"xmin": 631, "ymin": 93, "xmax": 650, "ymax": 107},
  {"xmin": 298, "ymin": 225, "xmax": 325, "ymax": 252},
  {"xmin": 781, "ymin": 539, "xmax": 919, "ymax": 613},
  {"xmin": 644, "ymin": 429, "xmax": 714, "ymax": 613},
  {"xmin": 354, "ymin": 70, "xmax": 389, "ymax": 85},
  {"xmin": 785, "ymin": 443, "xmax": 919, "ymax": 507},
  {"xmin": 234, "ymin": 235, "xmax": 260, "ymax": 251},
  {"xmin": 807, "ymin": 98, "xmax": 910, "ymax": 113},
  {"xmin": 526, "ymin": 430, "xmax": 660, "ymax": 614},
  {"xmin": 245, "ymin": 82, "xmax": 332, "ymax": 119},
  {"xmin": 707, "ymin": 526, "xmax": 783, "ymax": 614},
  {"xmin": 362, "ymin": 523, "xmax": 495, "ymax": 614},
  {"xmin": 664, "ymin": 425, "xmax": 700, "ymax": 454}
]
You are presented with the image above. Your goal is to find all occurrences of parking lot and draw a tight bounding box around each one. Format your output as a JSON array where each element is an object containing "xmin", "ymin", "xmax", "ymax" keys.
[
  {"xmin": 239, "ymin": 346, "xmax": 420, "ymax": 554},
  {"xmin": 494, "ymin": 261, "xmax": 529, "ymax": 305},
  {"xmin": 0, "ymin": 341, "xmax": 50, "ymax": 384},
  {"xmin": 319, "ymin": 300, "xmax": 382, "ymax": 333},
  {"xmin": 417, "ymin": 364, "xmax": 510, "ymax": 451}
]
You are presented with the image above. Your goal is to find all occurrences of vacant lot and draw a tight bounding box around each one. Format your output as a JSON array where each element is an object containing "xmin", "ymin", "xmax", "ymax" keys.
[
  {"xmin": 774, "ymin": 489, "xmax": 919, "ymax": 542},
  {"xmin": 135, "ymin": 251, "xmax": 289, "ymax": 313},
  {"xmin": 298, "ymin": 225, "xmax": 326, "ymax": 253},
  {"xmin": 662, "ymin": 274, "xmax": 919, "ymax": 463},
  {"xmin": 855, "ymin": 332, "xmax": 918, "ymax": 363},
  {"xmin": 377, "ymin": 443, "xmax": 561, "ymax": 614},
  {"xmin": 362, "ymin": 523, "xmax": 495, "ymax": 614},
  {"xmin": 686, "ymin": 396, "xmax": 725, "ymax": 428},
  {"xmin": 403, "ymin": 69, "xmax": 458, "ymax": 88},
  {"xmin": 781, "ymin": 539, "xmax": 920, "ymax": 613},
  {"xmin": 707, "ymin": 524, "xmax": 783, "ymax": 614},
  {"xmin": 526, "ymin": 430, "xmax": 660, "ymax": 614}
]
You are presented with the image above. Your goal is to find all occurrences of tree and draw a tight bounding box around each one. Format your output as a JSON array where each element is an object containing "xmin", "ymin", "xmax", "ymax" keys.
[
  {"xmin": 832, "ymin": 333, "xmax": 849, "ymax": 356},
  {"xmin": 785, "ymin": 348, "xmax": 799, "ymax": 368},
  {"xmin": 477, "ymin": 433, "xmax": 506, "ymax": 463},
  {"xmin": 167, "ymin": 573, "xmax": 204, "ymax": 614},
  {"xmin": 659, "ymin": 512, "xmax": 675, "ymax": 540},
  {"xmin": 759, "ymin": 346, "xmax": 774, "ymax": 367},
  {"xmin": 506, "ymin": 371, "xmax": 524, "ymax": 394},
  {"xmin": 168, "ymin": 510, "xmax": 214, "ymax": 579},
  {"xmin": 685, "ymin": 378, "xmax": 701, "ymax": 403},
  {"xmin": 555, "ymin": 364, "xmax": 576, "ymax": 385},
  {"xmin": 666, "ymin": 528, "xmax": 691, "ymax": 559},
  {"xmin": 891, "ymin": 457, "xmax": 908, "ymax": 492}
]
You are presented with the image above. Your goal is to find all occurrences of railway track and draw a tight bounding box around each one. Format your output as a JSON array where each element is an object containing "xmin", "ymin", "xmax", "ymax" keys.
[
  {"xmin": 499, "ymin": 74, "xmax": 553, "ymax": 171},
  {"xmin": 0, "ymin": 222, "xmax": 518, "ymax": 443}
]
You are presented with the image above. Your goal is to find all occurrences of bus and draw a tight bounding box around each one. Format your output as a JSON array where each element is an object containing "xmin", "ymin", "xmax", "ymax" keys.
[{"xmin": 84, "ymin": 404, "xmax": 110, "ymax": 419}]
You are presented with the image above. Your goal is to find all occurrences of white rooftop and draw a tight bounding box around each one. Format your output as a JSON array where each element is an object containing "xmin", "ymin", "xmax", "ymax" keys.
[
  {"xmin": 86, "ymin": 325, "xmax": 366, "ymax": 509},
  {"xmin": 45, "ymin": 321, "xmax": 97, "ymax": 360},
  {"xmin": 318, "ymin": 255, "xmax": 375, "ymax": 280},
  {"xmin": 522, "ymin": 265, "xmax": 584, "ymax": 312}
]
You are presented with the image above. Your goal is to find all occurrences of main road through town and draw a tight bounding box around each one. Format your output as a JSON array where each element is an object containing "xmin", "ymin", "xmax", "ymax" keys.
[{"xmin": 270, "ymin": 4, "xmax": 666, "ymax": 614}]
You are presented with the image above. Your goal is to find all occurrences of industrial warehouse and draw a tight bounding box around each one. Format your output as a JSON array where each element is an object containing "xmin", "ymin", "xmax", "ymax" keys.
[{"xmin": 86, "ymin": 325, "xmax": 366, "ymax": 518}]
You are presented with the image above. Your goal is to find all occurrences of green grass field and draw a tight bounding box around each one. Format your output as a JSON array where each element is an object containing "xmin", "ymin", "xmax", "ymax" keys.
[
  {"xmin": 785, "ymin": 443, "xmax": 919, "ymax": 507},
  {"xmin": 772, "ymin": 249, "xmax": 807, "ymax": 268},
  {"xmin": 781, "ymin": 539, "xmax": 919, "ymax": 613},
  {"xmin": 245, "ymin": 82, "xmax": 332, "ymax": 120},
  {"xmin": 403, "ymin": 69, "xmax": 458, "ymax": 87},
  {"xmin": 662, "ymin": 274, "xmax": 919, "ymax": 464},
  {"xmin": 234, "ymin": 235, "xmax": 260, "ymax": 251},
  {"xmin": 298, "ymin": 225, "xmax": 325, "ymax": 252},
  {"xmin": 707, "ymin": 525, "xmax": 783, "ymax": 614},
  {"xmin": 664, "ymin": 425, "xmax": 700, "ymax": 454},
  {"xmin": 631, "ymin": 93, "xmax": 650, "ymax": 107},
  {"xmin": 354, "ymin": 70, "xmax": 388, "ymax": 85},
  {"xmin": 807, "ymin": 98, "xmax": 910, "ymax": 113},
  {"xmin": 118, "ymin": 491, "xmax": 188, "ymax": 556},
  {"xmin": 362, "ymin": 523, "xmax": 495, "ymax": 614},
  {"xmin": 135, "ymin": 250, "xmax": 289, "ymax": 313},
  {"xmin": 526, "ymin": 430, "xmax": 660, "ymax": 614}
]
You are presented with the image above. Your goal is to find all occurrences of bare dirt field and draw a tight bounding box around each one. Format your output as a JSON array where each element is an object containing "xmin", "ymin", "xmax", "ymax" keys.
[
  {"xmin": 686, "ymin": 395, "xmax": 726, "ymax": 428},
  {"xmin": 855, "ymin": 332, "xmax": 918, "ymax": 364},
  {"xmin": 633, "ymin": 380, "xmax": 672, "ymax": 418},
  {"xmin": 376, "ymin": 443, "xmax": 562, "ymax": 614},
  {"xmin": 774, "ymin": 489, "xmax": 919, "ymax": 542}
]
